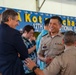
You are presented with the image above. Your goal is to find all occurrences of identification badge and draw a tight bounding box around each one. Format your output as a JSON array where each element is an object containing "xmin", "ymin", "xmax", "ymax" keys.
[{"xmin": 42, "ymin": 44, "xmax": 48, "ymax": 50}]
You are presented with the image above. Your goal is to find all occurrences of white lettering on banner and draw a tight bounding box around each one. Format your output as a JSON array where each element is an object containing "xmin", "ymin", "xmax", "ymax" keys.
[
  {"xmin": 33, "ymin": 23, "xmax": 43, "ymax": 31},
  {"xmin": 61, "ymin": 26, "xmax": 73, "ymax": 32},
  {"xmin": 74, "ymin": 26, "xmax": 76, "ymax": 32}
]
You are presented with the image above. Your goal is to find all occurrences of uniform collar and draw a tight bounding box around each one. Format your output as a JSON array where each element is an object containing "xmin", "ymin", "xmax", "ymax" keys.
[
  {"xmin": 64, "ymin": 45, "xmax": 76, "ymax": 52},
  {"xmin": 54, "ymin": 32, "xmax": 62, "ymax": 37},
  {"xmin": 47, "ymin": 31, "xmax": 62, "ymax": 38}
]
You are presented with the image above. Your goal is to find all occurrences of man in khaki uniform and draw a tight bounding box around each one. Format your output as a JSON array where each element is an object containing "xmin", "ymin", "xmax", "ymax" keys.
[
  {"xmin": 37, "ymin": 16, "xmax": 65, "ymax": 67},
  {"xmin": 25, "ymin": 31, "xmax": 76, "ymax": 75}
]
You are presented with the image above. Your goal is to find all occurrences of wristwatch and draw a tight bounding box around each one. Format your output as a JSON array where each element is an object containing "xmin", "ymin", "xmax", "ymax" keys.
[{"xmin": 32, "ymin": 66, "xmax": 38, "ymax": 72}]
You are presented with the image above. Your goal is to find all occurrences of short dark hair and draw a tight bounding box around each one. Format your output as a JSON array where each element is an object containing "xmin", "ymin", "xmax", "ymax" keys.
[
  {"xmin": 2, "ymin": 9, "xmax": 18, "ymax": 22},
  {"xmin": 64, "ymin": 31, "xmax": 76, "ymax": 45},
  {"xmin": 50, "ymin": 16, "xmax": 62, "ymax": 24},
  {"xmin": 23, "ymin": 25, "xmax": 34, "ymax": 33},
  {"xmin": 44, "ymin": 18, "xmax": 50, "ymax": 26}
]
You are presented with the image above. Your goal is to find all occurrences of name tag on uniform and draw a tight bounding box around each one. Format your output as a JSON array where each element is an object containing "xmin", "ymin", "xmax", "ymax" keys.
[{"xmin": 42, "ymin": 44, "xmax": 48, "ymax": 50}]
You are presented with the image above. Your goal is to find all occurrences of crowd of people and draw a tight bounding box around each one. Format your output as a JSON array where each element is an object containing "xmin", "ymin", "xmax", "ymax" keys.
[{"xmin": 0, "ymin": 9, "xmax": 76, "ymax": 75}]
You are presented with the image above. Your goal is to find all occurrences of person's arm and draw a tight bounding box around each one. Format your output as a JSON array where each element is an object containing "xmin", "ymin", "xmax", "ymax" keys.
[
  {"xmin": 38, "ymin": 53, "xmax": 52, "ymax": 64},
  {"xmin": 33, "ymin": 68, "xmax": 44, "ymax": 75},
  {"xmin": 37, "ymin": 37, "xmax": 46, "ymax": 62},
  {"xmin": 28, "ymin": 45, "xmax": 36, "ymax": 54},
  {"xmin": 14, "ymin": 32, "xmax": 28, "ymax": 60},
  {"xmin": 37, "ymin": 42, "xmax": 52, "ymax": 64},
  {"xmin": 25, "ymin": 58, "xmax": 44, "ymax": 75},
  {"xmin": 43, "ymin": 57, "xmax": 61, "ymax": 75},
  {"xmin": 25, "ymin": 56, "xmax": 61, "ymax": 75}
]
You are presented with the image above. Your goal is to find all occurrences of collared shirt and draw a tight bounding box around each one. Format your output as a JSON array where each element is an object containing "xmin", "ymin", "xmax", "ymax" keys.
[
  {"xmin": 22, "ymin": 37, "xmax": 37, "ymax": 74},
  {"xmin": 38, "ymin": 32, "xmax": 65, "ymax": 67},
  {"xmin": 43, "ymin": 46, "xmax": 76, "ymax": 75},
  {"xmin": 38, "ymin": 32, "xmax": 65, "ymax": 58}
]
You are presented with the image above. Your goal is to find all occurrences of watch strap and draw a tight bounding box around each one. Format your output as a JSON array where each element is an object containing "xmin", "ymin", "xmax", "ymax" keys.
[{"xmin": 32, "ymin": 66, "xmax": 38, "ymax": 72}]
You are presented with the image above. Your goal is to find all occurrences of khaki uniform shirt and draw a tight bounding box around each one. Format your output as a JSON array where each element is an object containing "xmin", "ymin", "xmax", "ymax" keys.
[
  {"xmin": 38, "ymin": 32, "xmax": 65, "ymax": 58},
  {"xmin": 43, "ymin": 46, "xmax": 76, "ymax": 75}
]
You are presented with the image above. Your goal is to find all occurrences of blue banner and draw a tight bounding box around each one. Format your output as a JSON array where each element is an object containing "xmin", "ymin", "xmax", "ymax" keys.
[{"xmin": 0, "ymin": 7, "xmax": 76, "ymax": 32}]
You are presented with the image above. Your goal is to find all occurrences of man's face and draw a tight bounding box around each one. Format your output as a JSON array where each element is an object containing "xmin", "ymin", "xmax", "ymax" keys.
[
  {"xmin": 49, "ymin": 19, "xmax": 61, "ymax": 33},
  {"xmin": 24, "ymin": 29, "xmax": 34, "ymax": 39},
  {"xmin": 8, "ymin": 16, "xmax": 19, "ymax": 28}
]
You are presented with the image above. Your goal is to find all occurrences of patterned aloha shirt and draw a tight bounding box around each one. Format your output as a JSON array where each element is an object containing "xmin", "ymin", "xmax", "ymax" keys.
[{"xmin": 22, "ymin": 37, "xmax": 37, "ymax": 74}]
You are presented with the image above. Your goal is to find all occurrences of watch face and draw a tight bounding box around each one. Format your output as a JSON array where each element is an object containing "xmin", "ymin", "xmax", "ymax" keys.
[{"xmin": 32, "ymin": 66, "xmax": 38, "ymax": 72}]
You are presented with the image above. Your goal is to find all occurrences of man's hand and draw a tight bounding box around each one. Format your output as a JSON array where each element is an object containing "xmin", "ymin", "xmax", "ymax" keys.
[
  {"xmin": 45, "ymin": 57, "xmax": 52, "ymax": 65},
  {"xmin": 25, "ymin": 58, "xmax": 45, "ymax": 75},
  {"xmin": 25, "ymin": 58, "xmax": 37, "ymax": 70}
]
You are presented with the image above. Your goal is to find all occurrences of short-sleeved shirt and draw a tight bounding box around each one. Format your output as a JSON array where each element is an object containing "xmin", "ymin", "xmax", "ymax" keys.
[
  {"xmin": 38, "ymin": 32, "xmax": 65, "ymax": 67},
  {"xmin": 22, "ymin": 37, "xmax": 37, "ymax": 74},
  {"xmin": 36, "ymin": 29, "xmax": 48, "ymax": 52},
  {"xmin": 36, "ymin": 29, "xmax": 48, "ymax": 69},
  {"xmin": 43, "ymin": 46, "xmax": 76, "ymax": 75}
]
